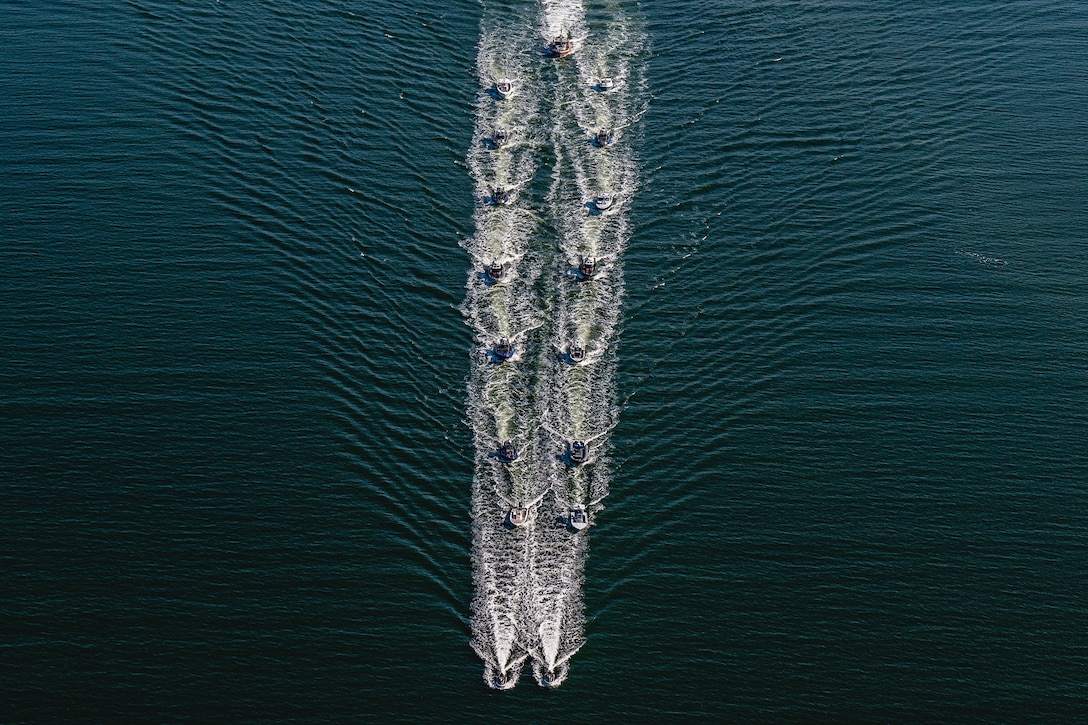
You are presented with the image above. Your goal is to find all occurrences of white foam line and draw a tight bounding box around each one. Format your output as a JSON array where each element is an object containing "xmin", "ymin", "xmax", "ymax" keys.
[
  {"xmin": 466, "ymin": 12, "xmax": 548, "ymax": 688},
  {"xmin": 519, "ymin": 1, "xmax": 647, "ymax": 683}
]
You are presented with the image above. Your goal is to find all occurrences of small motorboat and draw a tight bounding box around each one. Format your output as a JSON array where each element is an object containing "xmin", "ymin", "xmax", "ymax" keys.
[
  {"xmin": 594, "ymin": 192, "xmax": 614, "ymax": 211},
  {"xmin": 487, "ymin": 663, "xmax": 518, "ymax": 690},
  {"xmin": 491, "ymin": 128, "xmax": 509, "ymax": 148},
  {"xmin": 508, "ymin": 507, "xmax": 529, "ymax": 527},
  {"xmin": 494, "ymin": 78, "xmax": 514, "ymax": 99},
  {"xmin": 594, "ymin": 128, "xmax": 613, "ymax": 147},
  {"xmin": 569, "ymin": 505, "xmax": 588, "ymax": 531},
  {"xmin": 569, "ymin": 440, "xmax": 588, "ymax": 465},
  {"xmin": 498, "ymin": 439, "xmax": 519, "ymax": 463},
  {"xmin": 493, "ymin": 337, "xmax": 515, "ymax": 361},
  {"xmin": 491, "ymin": 187, "xmax": 512, "ymax": 205},
  {"xmin": 568, "ymin": 344, "xmax": 585, "ymax": 364},
  {"xmin": 578, "ymin": 257, "xmax": 597, "ymax": 280},
  {"xmin": 597, "ymin": 77, "xmax": 615, "ymax": 92},
  {"xmin": 486, "ymin": 261, "xmax": 505, "ymax": 281},
  {"xmin": 539, "ymin": 662, "xmax": 569, "ymax": 688},
  {"xmin": 548, "ymin": 35, "xmax": 573, "ymax": 57}
]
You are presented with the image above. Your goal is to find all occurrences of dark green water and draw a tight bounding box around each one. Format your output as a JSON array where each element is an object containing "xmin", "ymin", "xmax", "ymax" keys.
[{"xmin": 2, "ymin": 0, "xmax": 1087, "ymax": 720}]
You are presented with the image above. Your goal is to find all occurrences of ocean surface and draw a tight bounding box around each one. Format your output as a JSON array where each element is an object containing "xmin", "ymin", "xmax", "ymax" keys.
[{"xmin": 2, "ymin": 0, "xmax": 1087, "ymax": 720}]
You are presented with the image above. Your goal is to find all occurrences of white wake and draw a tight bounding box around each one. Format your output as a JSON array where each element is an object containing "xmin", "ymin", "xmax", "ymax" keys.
[{"xmin": 466, "ymin": 0, "xmax": 647, "ymax": 689}]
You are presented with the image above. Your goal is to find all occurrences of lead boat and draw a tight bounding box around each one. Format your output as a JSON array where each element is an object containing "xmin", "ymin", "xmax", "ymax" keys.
[
  {"xmin": 597, "ymin": 77, "xmax": 616, "ymax": 92},
  {"xmin": 486, "ymin": 260, "xmax": 505, "ymax": 281},
  {"xmin": 548, "ymin": 35, "xmax": 573, "ymax": 57},
  {"xmin": 494, "ymin": 78, "xmax": 514, "ymax": 99},
  {"xmin": 567, "ymin": 344, "xmax": 585, "ymax": 364},
  {"xmin": 578, "ymin": 257, "xmax": 597, "ymax": 280},
  {"xmin": 507, "ymin": 507, "xmax": 529, "ymax": 527},
  {"xmin": 569, "ymin": 505, "xmax": 588, "ymax": 531},
  {"xmin": 569, "ymin": 440, "xmax": 588, "ymax": 465},
  {"xmin": 594, "ymin": 192, "xmax": 614, "ymax": 211},
  {"xmin": 594, "ymin": 128, "xmax": 613, "ymax": 147},
  {"xmin": 498, "ymin": 439, "xmax": 519, "ymax": 463},
  {"xmin": 493, "ymin": 337, "xmax": 515, "ymax": 361}
]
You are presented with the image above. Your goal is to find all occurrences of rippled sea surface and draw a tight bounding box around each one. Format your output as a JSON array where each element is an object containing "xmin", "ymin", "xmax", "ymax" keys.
[{"xmin": 3, "ymin": 0, "xmax": 1087, "ymax": 720}]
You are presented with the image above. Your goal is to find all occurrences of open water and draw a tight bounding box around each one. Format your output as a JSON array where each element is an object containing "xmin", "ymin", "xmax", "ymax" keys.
[{"xmin": 2, "ymin": 0, "xmax": 1087, "ymax": 721}]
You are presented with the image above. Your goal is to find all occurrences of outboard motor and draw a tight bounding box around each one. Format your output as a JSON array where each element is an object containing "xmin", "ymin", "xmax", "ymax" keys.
[
  {"xmin": 579, "ymin": 257, "xmax": 597, "ymax": 279},
  {"xmin": 568, "ymin": 344, "xmax": 585, "ymax": 363},
  {"xmin": 486, "ymin": 261, "xmax": 505, "ymax": 281},
  {"xmin": 494, "ymin": 337, "xmax": 515, "ymax": 361},
  {"xmin": 570, "ymin": 440, "xmax": 588, "ymax": 464},
  {"xmin": 594, "ymin": 129, "xmax": 613, "ymax": 147},
  {"xmin": 499, "ymin": 439, "xmax": 519, "ymax": 462}
]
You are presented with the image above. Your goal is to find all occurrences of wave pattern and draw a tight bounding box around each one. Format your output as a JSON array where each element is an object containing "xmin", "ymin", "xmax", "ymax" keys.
[{"xmin": 465, "ymin": 0, "xmax": 647, "ymax": 688}]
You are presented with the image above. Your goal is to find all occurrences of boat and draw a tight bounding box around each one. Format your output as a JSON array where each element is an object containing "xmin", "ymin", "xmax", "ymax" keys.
[
  {"xmin": 569, "ymin": 440, "xmax": 588, "ymax": 465},
  {"xmin": 578, "ymin": 257, "xmax": 597, "ymax": 280},
  {"xmin": 486, "ymin": 260, "xmax": 505, "ymax": 281},
  {"xmin": 498, "ymin": 439, "xmax": 519, "ymax": 463},
  {"xmin": 493, "ymin": 337, "xmax": 515, "ymax": 361},
  {"xmin": 491, "ymin": 128, "xmax": 509, "ymax": 148},
  {"xmin": 597, "ymin": 77, "xmax": 615, "ymax": 92},
  {"xmin": 594, "ymin": 192, "xmax": 614, "ymax": 211},
  {"xmin": 491, "ymin": 187, "xmax": 512, "ymax": 205},
  {"xmin": 568, "ymin": 344, "xmax": 585, "ymax": 364},
  {"xmin": 507, "ymin": 507, "xmax": 529, "ymax": 527},
  {"xmin": 486, "ymin": 662, "xmax": 518, "ymax": 690},
  {"xmin": 539, "ymin": 662, "xmax": 569, "ymax": 687},
  {"xmin": 594, "ymin": 128, "xmax": 613, "ymax": 147},
  {"xmin": 548, "ymin": 35, "xmax": 573, "ymax": 57},
  {"xmin": 569, "ymin": 505, "xmax": 588, "ymax": 531},
  {"xmin": 494, "ymin": 78, "xmax": 514, "ymax": 99}
]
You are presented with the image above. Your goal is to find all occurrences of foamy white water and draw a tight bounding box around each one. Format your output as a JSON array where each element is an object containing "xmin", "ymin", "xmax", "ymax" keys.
[
  {"xmin": 464, "ymin": 9, "xmax": 547, "ymax": 689},
  {"xmin": 468, "ymin": 0, "xmax": 647, "ymax": 688}
]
